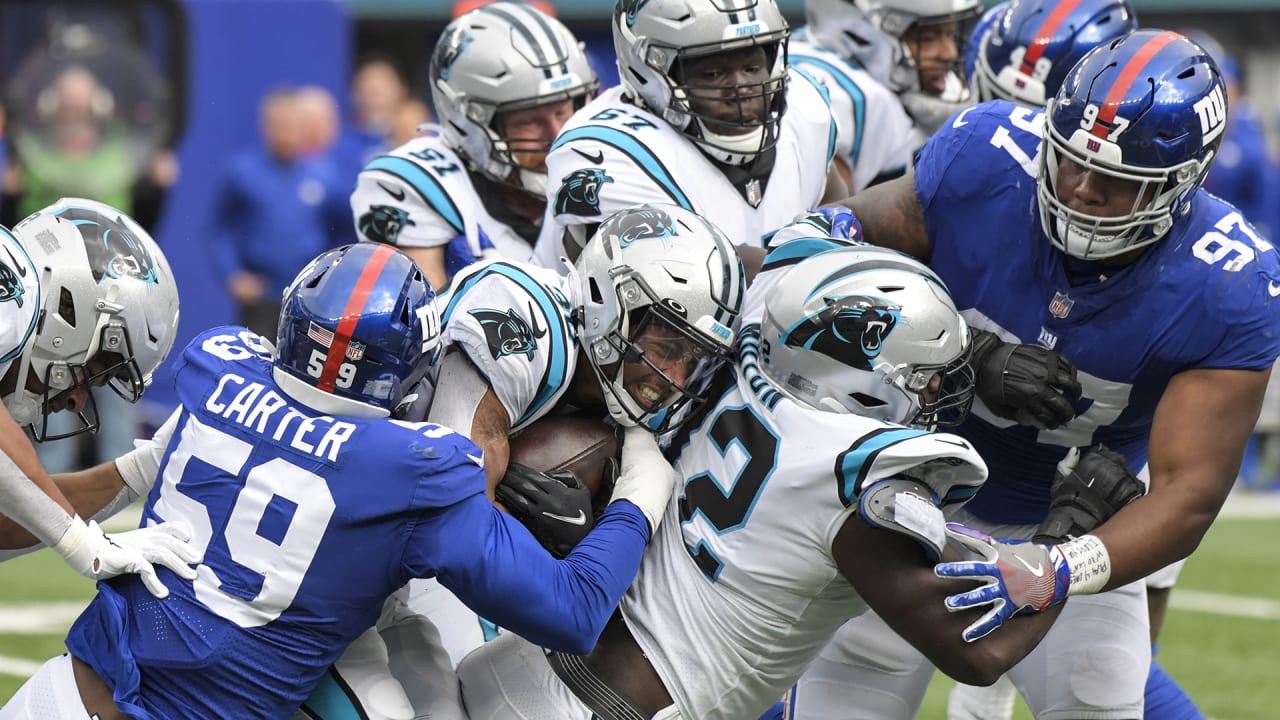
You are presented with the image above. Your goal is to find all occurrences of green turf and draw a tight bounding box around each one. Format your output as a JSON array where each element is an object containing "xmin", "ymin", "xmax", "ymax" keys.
[{"xmin": 2, "ymin": 516, "xmax": 1278, "ymax": 714}]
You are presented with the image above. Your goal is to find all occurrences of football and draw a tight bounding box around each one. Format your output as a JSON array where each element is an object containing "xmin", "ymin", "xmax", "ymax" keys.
[{"xmin": 507, "ymin": 414, "xmax": 619, "ymax": 497}]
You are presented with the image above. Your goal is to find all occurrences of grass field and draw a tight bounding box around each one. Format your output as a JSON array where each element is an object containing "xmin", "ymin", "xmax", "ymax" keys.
[{"xmin": 3, "ymin": 496, "xmax": 1278, "ymax": 717}]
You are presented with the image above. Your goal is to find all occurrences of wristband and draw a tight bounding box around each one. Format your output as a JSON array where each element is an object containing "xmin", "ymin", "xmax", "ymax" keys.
[{"xmin": 1059, "ymin": 534, "xmax": 1111, "ymax": 597}]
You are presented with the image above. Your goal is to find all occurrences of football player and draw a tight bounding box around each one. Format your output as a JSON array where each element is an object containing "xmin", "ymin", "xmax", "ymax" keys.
[
  {"xmin": 787, "ymin": 30, "xmax": 1279, "ymax": 719},
  {"xmin": 0, "ymin": 242, "xmax": 677, "ymax": 720},
  {"xmin": 799, "ymin": 0, "xmax": 983, "ymax": 165},
  {"xmin": 350, "ymin": 2, "xmax": 598, "ymax": 289},
  {"xmin": 529, "ymin": 0, "xmax": 845, "ymax": 269},
  {"xmin": 0, "ymin": 198, "xmax": 194, "ymax": 597},
  {"xmin": 454, "ymin": 243, "xmax": 1140, "ymax": 720}
]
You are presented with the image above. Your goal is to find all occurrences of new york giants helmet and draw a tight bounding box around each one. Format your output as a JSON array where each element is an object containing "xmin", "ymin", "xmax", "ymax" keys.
[
  {"xmin": 273, "ymin": 243, "xmax": 441, "ymax": 418},
  {"xmin": 805, "ymin": 0, "xmax": 982, "ymax": 94},
  {"xmin": 759, "ymin": 245, "xmax": 974, "ymax": 428},
  {"xmin": 7, "ymin": 198, "xmax": 180, "ymax": 440},
  {"xmin": 613, "ymin": 0, "xmax": 790, "ymax": 165},
  {"xmin": 575, "ymin": 204, "xmax": 745, "ymax": 431},
  {"xmin": 431, "ymin": 2, "xmax": 598, "ymax": 197},
  {"xmin": 970, "ymin": 0, "xmax": 1137, "ymax": 106},
  {"xmin": 1038, "ymin": 30, "xmax": 1227, "ymax": 259}
]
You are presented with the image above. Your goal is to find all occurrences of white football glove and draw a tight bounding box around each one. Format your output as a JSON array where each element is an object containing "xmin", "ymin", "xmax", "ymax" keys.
[
  {"xmin": 608, "ymin": 426, "xmax": 676, "ymax": 536},
  {"xmin": 53, "ymin": 516, "xmax": 203, "ymax": 598}
]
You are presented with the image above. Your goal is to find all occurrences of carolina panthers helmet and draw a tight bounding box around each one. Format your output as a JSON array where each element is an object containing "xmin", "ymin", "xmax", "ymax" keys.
[
  {"xmin": 1038, "ymin": 30, "xmax": 1226, "ymax": 260},
  {"xmin": 758, "ymin": 245, "xmax": 974, "ymax": 428},
  {"xmin": 805, "ymin": 0, "xmax": 982, "ymax": 94},
  {"xmin": 613, "ymin": 0, "xmax": 791, "ymax": 165},
  {"xmin": 7, "ymin": 198, "xmax": 180, "ymax": 440},
  {"xmin": 970, "ymin": 0, "xmax": 1137, "ymax": 106},
  {"xmin": 431, "ymin": 2, "xmax": 599, "ymax": 197},
  {"xmin": 273, "ymin": 243, "xmax": 441, "ymax": 418},
  {"xmin": 575, "ymin": 203, "xmax": 745, "ymax": 431}
]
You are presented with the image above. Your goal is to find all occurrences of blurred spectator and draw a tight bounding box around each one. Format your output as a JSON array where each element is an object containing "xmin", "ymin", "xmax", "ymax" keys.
[
  {"xmin": 452, "ymin": 0, "xmax": 554, "ymax": 16},
  {"xmin": 207, "ymin": 89, "xmax": 347, "ymax": 339},
  {"xmin": 11, "ymin": 65, "xmax": 133, "ymax": 218},
  {"xmin": 386, "ymin": 95, "xmax": 432, "ymax": 149},
  {"xmin": 332, "ymin": 57, "xmax": 409, "ymax": 182},
  {"xmin": 296, "ymin": 85, "xmax": 341, "ymax": 158}
]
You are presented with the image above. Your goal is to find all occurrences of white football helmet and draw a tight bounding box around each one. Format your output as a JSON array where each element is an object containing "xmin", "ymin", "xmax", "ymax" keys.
[
  {"xmin": 431, "ymin": 2, "xmax": 599, "ymax": 197},
  {"xmin": 759, "ymin": 245, "xmax": 974, "ymax": 428},
  {"xmin": 805, "ymin": 0, "xmax": 981, "ymax": 94},
  {"xmin": 575, "ymin": 203, "xmax": 745, "ymax": 431},
  {"xmin": 7, "ymin": 198, "xmax": 179, "ymax": 440},
  {"xmin": 614, "ymin": 0, "xmax": 790, "ymax": 165}
]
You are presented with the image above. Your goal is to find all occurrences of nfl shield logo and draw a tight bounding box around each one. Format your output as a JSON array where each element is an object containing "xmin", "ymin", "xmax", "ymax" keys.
[{"xmin": 1049, "ymin": 291, "xmax": 1074, "ymax": 319}]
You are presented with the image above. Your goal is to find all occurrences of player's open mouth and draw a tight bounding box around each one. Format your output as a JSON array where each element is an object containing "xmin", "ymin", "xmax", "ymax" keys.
[{"xmin": 632, "ymin": 383, "xmax": 666, "ymax": 410}]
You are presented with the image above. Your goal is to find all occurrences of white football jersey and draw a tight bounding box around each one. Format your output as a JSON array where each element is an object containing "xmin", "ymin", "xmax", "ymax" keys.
[
  {"xmin": 531, "ymin": 71, "xmax": 837, "ymax": 268},
  {"xmin": 433, "ymin": 258, "xmax": 579, "ymax": 431},
  {"xmin": 0, "ymin": 229, "xmax": 41, "ymax": 380},
  {"xmin": 789, "ymin": 36, "xmax": 919, "ymax": 192},
  {"xmin": 350, "ymin": 133, "xmax": 532, "ymax": 262},
  {"xmin": 621, "ymin": 326, "xmax": 986, "ymax": 720}
]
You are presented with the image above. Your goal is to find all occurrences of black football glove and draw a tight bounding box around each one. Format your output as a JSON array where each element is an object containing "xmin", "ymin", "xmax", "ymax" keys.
[
  {"xmin": 495, "ymin": 463, "xmax": 595, "ymax": 558},
  {"xmin": 1034, "ymin": 444, "xmax": 1146, "ymax": 544},
  {"xmin": 970, "ymin": 329, "xmax": 1082, "ymax": 430}
]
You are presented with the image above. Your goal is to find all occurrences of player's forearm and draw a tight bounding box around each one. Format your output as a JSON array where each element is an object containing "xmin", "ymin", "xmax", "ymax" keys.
[
  {"xmin": 1091, "ymin": 476, "xmax": 1227, "ymax": 591},
  {"xmin": 451, "ymin": 500, "xmax": 651, "ymax": 655},
  {"xmin": 0, "ymin": 462, "xmax": 128, "ymax": 552}
]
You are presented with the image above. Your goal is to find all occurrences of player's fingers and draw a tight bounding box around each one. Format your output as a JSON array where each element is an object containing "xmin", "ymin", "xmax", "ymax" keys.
[
  {"xmin": 962, "ymin": 605, "xmax": 1006, "ymax": 643},
  {"xmin": 934, "ymin": 560, "xmax": 995, "ymax": 581},
  {"xmin": 940, "ymin": 582, "xmax": 1000, "ymax": 611},
  {"xmin": 137, "ymin": 562, "xmax": 170, "ymax": 599}
]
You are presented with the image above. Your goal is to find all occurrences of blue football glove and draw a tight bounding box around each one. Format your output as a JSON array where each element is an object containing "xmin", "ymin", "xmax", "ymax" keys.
[
  {"xmin": 793, "ymin": 206, "xmax": 863, "ymax": 242},
  {"xmin": 934, "ymin": 523, "xmax": 1071, "ymax": 642}
]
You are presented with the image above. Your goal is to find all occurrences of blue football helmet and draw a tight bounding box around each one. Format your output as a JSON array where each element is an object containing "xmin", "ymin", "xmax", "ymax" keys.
[
  {"xmin": 970, "ymin": 0, "xmax": 1137, "ymax": 106},
  {"xmin": 273, "ymin": 243, "xmax": 441, "ymax": 417},
  {"xmin": 1038, "ymin": 30, "xmax": 1227, "ymax": 260}
]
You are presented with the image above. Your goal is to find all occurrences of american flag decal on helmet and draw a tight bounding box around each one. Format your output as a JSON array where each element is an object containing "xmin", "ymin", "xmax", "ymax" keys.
[{"xmin": 308, "ymin": 322, "xmax": 366, "ymax": 360}]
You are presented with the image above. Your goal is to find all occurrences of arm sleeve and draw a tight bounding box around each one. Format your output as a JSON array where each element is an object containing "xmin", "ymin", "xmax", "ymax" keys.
[{"xmin": 407, "ymin": 495, "xmax": 650, "ymax": 655}]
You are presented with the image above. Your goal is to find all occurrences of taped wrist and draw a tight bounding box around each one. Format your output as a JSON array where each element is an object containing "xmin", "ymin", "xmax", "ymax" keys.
[
  {"xmin": 857, "ymin": 478, "xmax": 947, "ymax": 560},
  {"xmin": 52, "ymin": 515, "xmax": 100, "ymax": 576},
  {"xmin": 1058, "ymin": 534, "xmax": 1111, "ymax": 597}
]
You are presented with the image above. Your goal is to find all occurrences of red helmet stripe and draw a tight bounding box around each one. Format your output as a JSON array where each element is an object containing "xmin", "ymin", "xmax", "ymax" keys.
[
  {"xmin": 1020, "ymin": 0, "xmax": 1086, "ymax": 72},
  {"xmin": 318, "ymin": 244, "xmax": 397, "ymax": 393},
  {"xmin": 1091, "ymin": 30, "xmax": 1181, "ymax": 139}
]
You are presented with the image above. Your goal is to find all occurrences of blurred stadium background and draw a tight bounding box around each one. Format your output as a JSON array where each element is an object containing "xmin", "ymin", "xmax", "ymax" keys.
[{"xmin": 3, "ymin": 0, "xmax": 1280, "ymax": 715}]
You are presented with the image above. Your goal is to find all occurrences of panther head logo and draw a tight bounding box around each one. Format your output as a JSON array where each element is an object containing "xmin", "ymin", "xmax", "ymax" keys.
[
  {"xmin": 470, "ymin": 304, "xmax": 548, "ymax": 361},
  {"xmin": 782, "ymin": 295, "xmax": 900, "ymax": 371},
  {"xmin": 617, "ymin": 0, "xmax": 651, "ymax": 26},
  {"xmin": 554, "ymin": 168, "xmax": 614, "ymax": 217},
  {"xmin": 434, "ymin": 27, "xmax": 473, "ymax": 81},
  {"xmin": 601, "ymin": 206, "xmax": 677, "ymax": 247},
  {"xmin": 0, "ymin": 255, "xmax": 26, "ymax": 307},
  {"xmin": 358, "ymin": 205, "xmax": 415, "ymax": 245},
  {"xmin": 55, "ymin": 207, "xmax": 160, "ymax": 286}
]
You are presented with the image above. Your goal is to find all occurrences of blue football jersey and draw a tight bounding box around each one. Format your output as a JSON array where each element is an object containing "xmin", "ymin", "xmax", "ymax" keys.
[
  {"xmin": 914, "ymin": 100, "xmax": 1280, "ymax": 523},
  {"xmin": 65, "ymin": 326, "xmax": 650, "ymax": 720}
]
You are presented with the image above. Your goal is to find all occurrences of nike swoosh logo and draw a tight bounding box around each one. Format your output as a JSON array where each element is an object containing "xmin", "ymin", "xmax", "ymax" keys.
[
  {"xmin": 937, "ymin": 438, "xmax": 970, "ymax": 450},
  {"xmin": 1268, "ymin": 281, "xmax": 1280, "ymax": 297},
  {"xmin": 952, "ymin": 107, "xmax": 974, "ymax": 128},
  {"xmin": 467, "ymin": 453, "xmax": 484, "ymax": 467},
  {"xmin": 542, "ymin": 509, "xmax": 587, "ymax": 526},
  {"xmin": 572, "ymin": 147, "xmax": 605, "ymax": 165},
  {"xmin": 1013, "ymin": 555, "xmax": 1045, "ymax": 577},
  {"xmin": 2, "ymin": 245, "xmax": 27, "ymax": 278},
  {"xmin": 377, "ymin": 182, "xmax": 407, "ymax": 202}
]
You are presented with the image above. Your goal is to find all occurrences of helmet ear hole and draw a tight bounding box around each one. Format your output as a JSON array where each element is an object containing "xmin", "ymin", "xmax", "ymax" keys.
[{"xmin": 58, "ymin": 287, "xmax": 76, "ymax": 327}]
